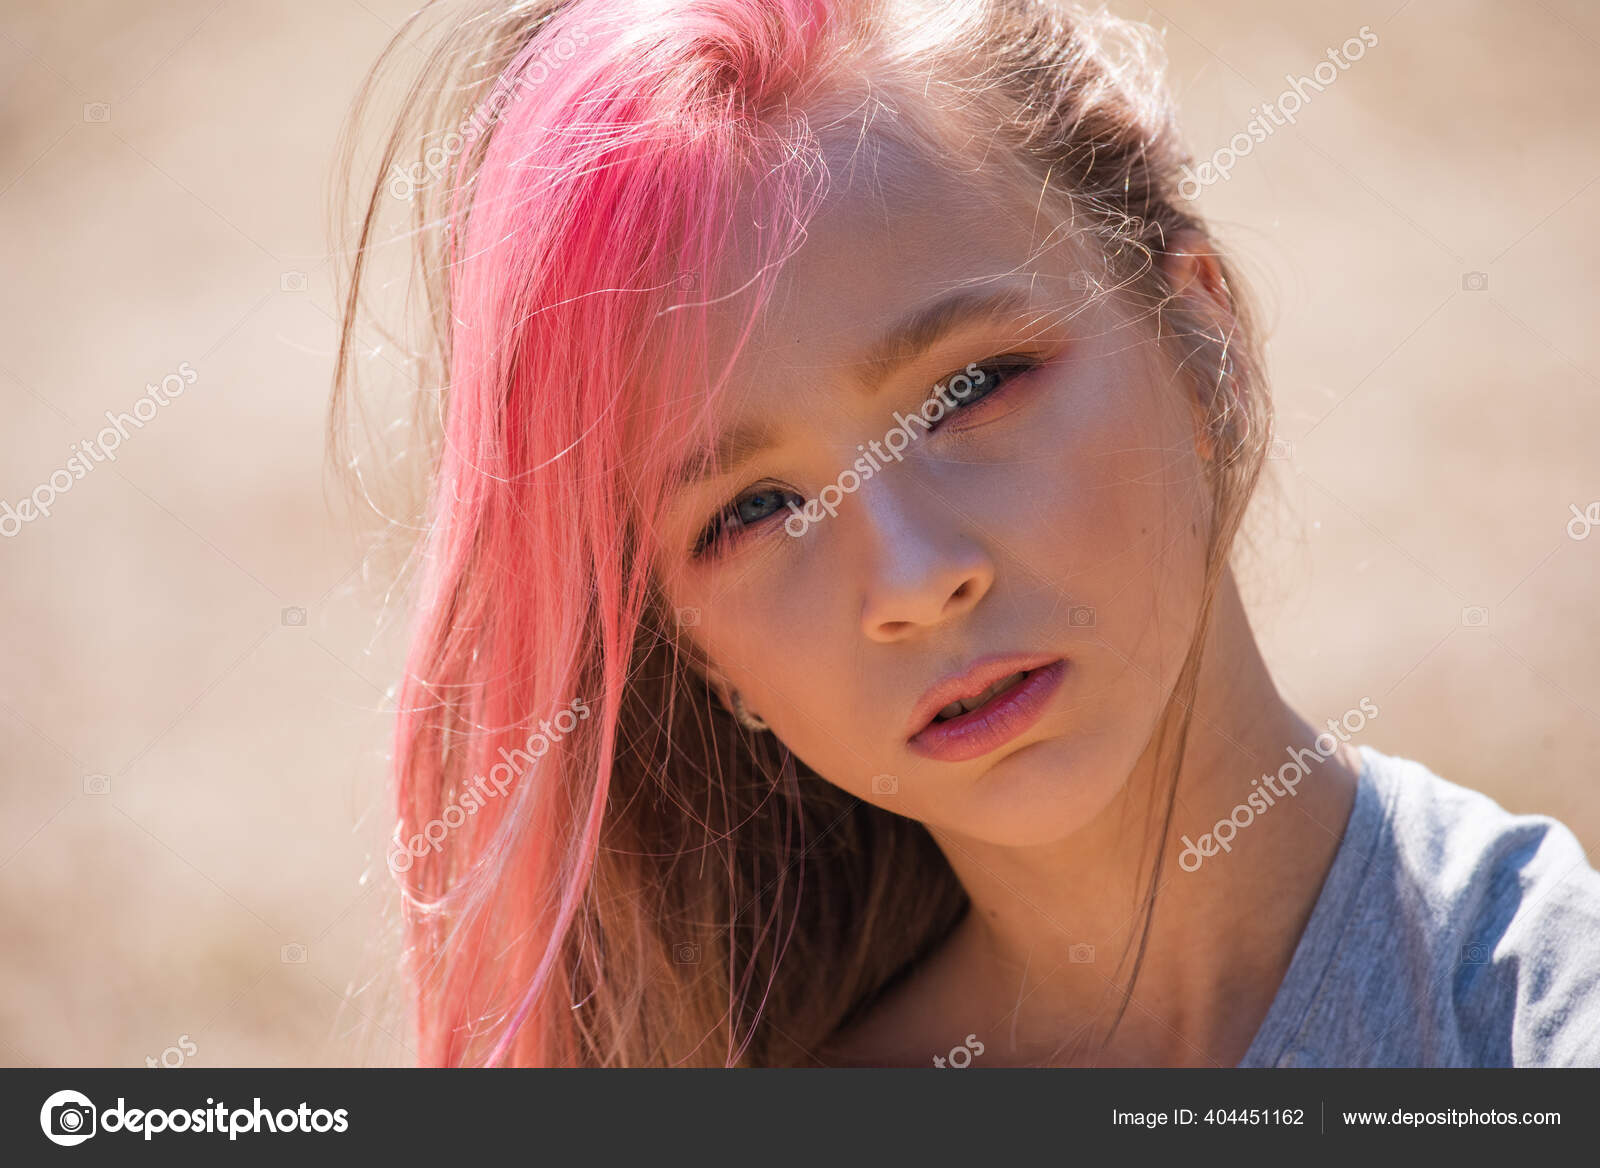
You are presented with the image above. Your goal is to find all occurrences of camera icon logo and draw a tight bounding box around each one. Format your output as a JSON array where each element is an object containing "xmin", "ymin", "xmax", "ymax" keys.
[
  {"xmin": 83, "ymin": 773, "xmax": 111, "ymax": 795},
  {"xmin": 1460, "ymin": 606, "xmax": 1489, "ymax": 628},
  {"xmin": 40, "ymin": 1089, "xmax": 97, "ymax": 1146},
  {"xmin": 1460, "ymin": 942, "xmax": 1489, "ymax": 965},
  {"xmin": 281, "ymin": 606, "xmax": 307, "ymax": 627},
  {"xmin": 1266, "ymin": 437, "xmax": 1293, "ymax": 460},
  {"xmin": 673, "ymin": 942, "xmax": 701, "ymax": 964},
  {"xmin": 871, "ymin": 773, "xmax": 899, "ymax": 796},
  {"xmin": 281, "ymin": 943, "xmax": 307, "ymax": 964},
  {"xmin": 1068, "ymin": 605, "xmax": 1095, "ymax": 628},
  {"xmin": 1461, "ymin": 271, "xmax": 1489, "ymax": 292},
  {"xmin": 280, "ymin": 271, "xmax": 308, "ymax": 293},
  {"xmin": 82, "ymin": 103, "xmax": 110, "ymax": 123},
  {"xmin": 1068, "ymin": 943, "xmax": 1095, "ymax": 963},
  {"xmin": 675, "ymin": 271, "xmax": 699, "ymax": 291},
  {"xmin": 675, "ymin": 607, "xmax": 700, "ymax": 628}
]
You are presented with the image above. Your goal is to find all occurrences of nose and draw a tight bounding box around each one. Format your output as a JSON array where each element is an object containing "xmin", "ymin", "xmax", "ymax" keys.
[{"xmin": 855, "ymin": 482, "xmax": 996, "ymax": 643}]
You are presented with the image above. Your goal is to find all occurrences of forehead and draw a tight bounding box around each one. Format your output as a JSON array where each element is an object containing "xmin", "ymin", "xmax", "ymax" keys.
[{"xmin": 718, "ymin": 119, "xmax": 1071, "ymax": 384}]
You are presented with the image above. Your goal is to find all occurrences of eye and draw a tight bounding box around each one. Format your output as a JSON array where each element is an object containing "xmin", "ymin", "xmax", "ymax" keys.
[
  {"xmin": 926, "ymin": 357, "xmax": 1040, "ymax": 428},
  {"xmin": 687, "ymin": 357, "xmax": 1042, "ymax": 561},
  {"xmin": 691, "ymin": 482, "xmax": 803, "ymax": 559}
]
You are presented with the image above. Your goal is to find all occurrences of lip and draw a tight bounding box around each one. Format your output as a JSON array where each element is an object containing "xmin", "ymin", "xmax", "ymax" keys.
[
  {"xmin": 907, "ymin": 659, "xmax": 1067, "ymax": 763},
  {"xmin": 908, "ymin": 656, "xmax": 1068, "ymax": 764},
  {"xmin": 915, "ymin": 646, "xmax": 1062, "ymax": 736}
]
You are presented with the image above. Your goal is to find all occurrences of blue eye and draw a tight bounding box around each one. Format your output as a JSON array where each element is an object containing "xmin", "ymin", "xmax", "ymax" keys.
[
  {"xmin": 689, "ymin": 357, "xmax": 1041, "ymax": 560},
  {"xmin": 928, "ymin": 358, "xmax": 1037, "ymax": 424},
  {"xmin": 692, "ymin": 484, "xmax": 802, "ymax": 559}
]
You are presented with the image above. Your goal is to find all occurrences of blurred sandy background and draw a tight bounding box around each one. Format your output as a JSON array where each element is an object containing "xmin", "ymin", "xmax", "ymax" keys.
[{"xmin": 1, "ymin": 0, "xmax": 1595, "ymax": 1067}]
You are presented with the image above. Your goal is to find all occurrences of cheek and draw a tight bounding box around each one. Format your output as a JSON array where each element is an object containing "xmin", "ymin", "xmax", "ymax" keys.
[
  {"xmin": 681, "ymin": 569, "xmax": 854, "ymax": 729},
  {"xmin": 686, "ymin": 582, "xmax": 923, "ymax": 812},
  {"xmin": 997, "ymin": 367, "xmax": 1209, "ymax": 691},
  {"xmin": 982, "ymin": 366, "xmax": 1204, "ymax": 585},
  {"xmin": 1072, "ymin": 378, "xmax": 1212, "ymax": 702}
]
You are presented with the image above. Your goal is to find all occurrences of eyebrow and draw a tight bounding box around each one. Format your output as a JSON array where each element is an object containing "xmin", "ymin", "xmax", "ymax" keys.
[
  {"xmin": 849, "ymin": 285, "xmax": 1038, "ymax": 390},
  {"xmin": 672, "ymin": 284, "xmax": 1039, "ymax": 490}
]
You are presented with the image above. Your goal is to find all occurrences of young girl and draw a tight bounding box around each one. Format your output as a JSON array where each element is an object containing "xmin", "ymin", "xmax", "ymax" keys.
[{"xmin": 332, "ymin": 0, "xmax": 1600, "ymax": 1067}]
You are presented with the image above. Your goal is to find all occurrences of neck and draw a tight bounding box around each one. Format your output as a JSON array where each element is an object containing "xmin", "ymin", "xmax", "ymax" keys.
[{"xmin": 923, "ymin": 568, "xmax": 1363, "ymax": 1066}]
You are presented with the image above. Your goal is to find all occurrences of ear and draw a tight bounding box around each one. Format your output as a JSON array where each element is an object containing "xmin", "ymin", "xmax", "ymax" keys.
[
  {"xmin": 1159, "ymin": 228, "xmax": 1233, "ymax": 326},
  {"xmin": 1159, "ymin": 229, "xmax": 1238, "ymax": 464}
]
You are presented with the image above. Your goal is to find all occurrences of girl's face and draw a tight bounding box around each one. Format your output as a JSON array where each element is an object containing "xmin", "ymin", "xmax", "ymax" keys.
[{"xmin": 658, "ymin": 130, "xmax": 1213, "ymax": 847}]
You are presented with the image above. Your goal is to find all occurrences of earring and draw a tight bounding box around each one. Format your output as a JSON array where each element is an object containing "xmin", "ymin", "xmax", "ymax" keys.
[{"xmin": 730, "ymin": 689, "xmax": 770, "ymax": 733}]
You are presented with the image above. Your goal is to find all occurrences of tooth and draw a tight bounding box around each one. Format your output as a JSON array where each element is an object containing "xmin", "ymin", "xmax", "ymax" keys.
[
  {"xmin": 968, "ymin": 671, "xmax": 1022, "ymax": 709},
  {"xmin": 936, "ymin": 671, "xmax": 1027, "ymax": 721}
]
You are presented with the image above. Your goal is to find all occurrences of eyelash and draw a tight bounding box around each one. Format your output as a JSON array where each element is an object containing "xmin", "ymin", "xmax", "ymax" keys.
[{"xmin": 689, "ymin": 356, "xmax": 1041, "ymax": 560}]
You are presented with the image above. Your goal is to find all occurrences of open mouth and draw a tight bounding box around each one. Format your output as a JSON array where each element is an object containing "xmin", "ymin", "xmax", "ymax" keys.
[
  {"xmin": 906, "ymin": 658, "xmax": 1068, "ymax": 763},
  {"xmin": 930, "ymin": 668, "xmax": 1033, "ymax": 723}
]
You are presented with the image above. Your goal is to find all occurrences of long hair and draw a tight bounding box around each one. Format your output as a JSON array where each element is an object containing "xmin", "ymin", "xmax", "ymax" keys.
[{"xmin": 330, "ymin": 0, "xmax": 1270, "ymax": 1066}]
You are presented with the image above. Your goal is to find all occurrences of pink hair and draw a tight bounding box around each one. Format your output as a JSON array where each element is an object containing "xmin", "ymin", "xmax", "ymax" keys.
[{"xmin": 395, "ymin": 0, "xmax": 836, "ymax": 1065}]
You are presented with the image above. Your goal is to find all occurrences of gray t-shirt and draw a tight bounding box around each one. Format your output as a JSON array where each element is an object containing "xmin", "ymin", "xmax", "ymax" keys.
[{"xmin": 1238, "ymin": 743, "xmax": 1600, "ymax": 1067}]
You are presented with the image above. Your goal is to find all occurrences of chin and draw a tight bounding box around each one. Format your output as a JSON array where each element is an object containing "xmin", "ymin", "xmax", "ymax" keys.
[{"xmin": 926, "ymin": 733, "xmax": 1135, "ymax": 849}]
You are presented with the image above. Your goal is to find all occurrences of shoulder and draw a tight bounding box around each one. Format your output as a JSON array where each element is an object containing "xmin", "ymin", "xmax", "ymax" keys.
[{"xmin": 1283, "ymin": 745, "xmax": 1600, "ymax": 1066}]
